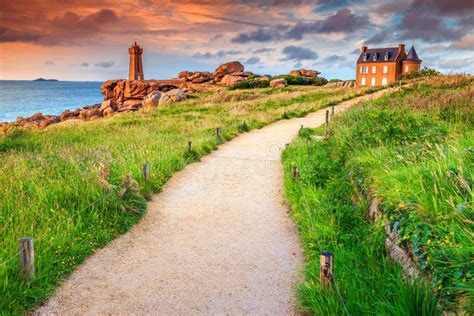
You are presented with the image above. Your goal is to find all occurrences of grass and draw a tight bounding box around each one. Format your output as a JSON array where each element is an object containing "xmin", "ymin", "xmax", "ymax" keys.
[
  {"xmin": 282, "ymin": 75, "xmax": 473, "ymax": 314},
  {"xmin": 0, "ymin": 84, "xmax": 371, "ymax": 314}
]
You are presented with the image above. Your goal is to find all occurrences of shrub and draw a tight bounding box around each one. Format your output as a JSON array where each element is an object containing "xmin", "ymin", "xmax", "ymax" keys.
[
  {"xmin": 272, "ymin": 75, "xmax": 328, "ymax": 86},
  {"xmin": 403, "ymin": 67, "xmax": 442, "ymax": 79},
  {"xmin": 228, "ymin": 78, "xmax": 270, "ymax": 90}
]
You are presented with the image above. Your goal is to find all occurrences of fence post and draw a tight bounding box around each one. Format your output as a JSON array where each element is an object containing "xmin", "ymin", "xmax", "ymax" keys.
[
  {"xmin": 19, "ymin": 237, "xmax": 34, "ymax": 279},
  {"xmin": 320, "ymin": 251, "xmax": 333, "ymax": 288},
  {"xmin": 300, "ymin": 124, "xmax": 304, "ymax": 130},
  {"xmin": 325, "ymin": 110, "xmax": 330, "ymax": 138},
  {"xmin": 291, "ymin": 165, "xmax": 299, "ymax": 180},
  {"xmin": 188, "ymin": 140, "xmax": 193, "ymax": 151},
  {"xmin": 331, "ymin": 106, "xmax": 335, "ymax": 116},
  {"xmin": 216, "ymin": 127, "xmax": 221, "ymax": 139},
  {"xmin": 142, "ymin": 162, "xmax": 150, "ymax": 182}
]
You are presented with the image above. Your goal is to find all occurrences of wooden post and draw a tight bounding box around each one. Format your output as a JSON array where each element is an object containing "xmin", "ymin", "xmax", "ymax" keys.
[
  {"xmin": 291, "ymin": 165, "xmax": 299, "ymax": 180},
  {"xmin": 325, "ymin": 110, "xmax": 330, "ymax": 139},
  {"xmin": 142, "ymin": 162, "xmax": 150, "ymax": 182},
  {"xmin": 300, "ymin": 124, "xmax": 304, "ymax": 130},
  {"xmin": 19, "ymin": 237, "xmax": 34, "ymax": 279},
  {"xmin": 188, "ymin": 140, "xmax": 193, "ymax": 151},
  {"xmin": 320, "ymin": 251, "xmax": 333, "ymax": 288},
  {"xmin": 216, "ymin": 127, "xmax": 221, "ymax": 139},
  {"xmin": 331, "ymin": 106, "xmax": 335, "ymax": 116}
]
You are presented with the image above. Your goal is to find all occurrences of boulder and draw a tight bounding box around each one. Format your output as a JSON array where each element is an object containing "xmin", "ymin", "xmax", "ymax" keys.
[
  {"xmin": 29, "ymin": 112, "xmax": 46, "ymax": 122},
  {"xmin": 270, "ymin": 78, "xmax": 287, "ymax": 88},
  {"xmin": 233, "ymin": 71, "xmax": 253, "ymax": 77},
  {"xmin": 124, "ymin": 80, "xmax": 147, "ymax": 99},
  {"xmin": 101, "ymin": 80, "xmax": 119, "ymax": 100},
  {"xmin": 259, "ymin": 75, "xmax": 270, "ymax": 81},
  {"xmin": 290, "ymin": 70, "xmax": 302, "ymax": 77},
  {"xmin": 103, "ymin": 107, "xmax": 115, "ymax": 117},
  {"xmin": 158, "ymin": 89, "xmax": 187, "ymax": 106},
  {"xmin": 178, "ymin": 71, "xmax": 192, "ymax": 78},
  {"xmin": 290, "ymin": 69, "xmax": 320, "ymax": 78},
  {"xmin": 158, "ymin": 94, "xmax": 172, "ymax": 106},
  {"xmin": 117, "ymin": 103, "xmax": 142, "ymax": 112},
  {"xmin": 60, "ymin": 110, "xmax": 75, "ymax": 121},
  {"xmin": 80, "ymin": 107, "xmax": 102, "ymax": 121},
  {"xmin": 165, "ymin": 89, "xmax": 186, "ymax": 102},
  {"xmin": 213, "ymin": 61, "xmax": 244, "ymax": 80},
  {"xmin": 121, "ymin": 99, "xmax": 143, "ymax": 108},
  {"xmin": 99, "ymin": 99, "xmax": 116, "ymax": 112},
  {"xmin": 219, "ymin": 74, "xmax": 246, "ymax": 86},
  {"xmin": 143, "ymin": 90, "xmax": 161, "ymax": 108}
]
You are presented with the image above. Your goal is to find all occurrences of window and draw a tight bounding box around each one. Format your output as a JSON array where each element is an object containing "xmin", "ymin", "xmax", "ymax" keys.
[
  {"xmin": 372, "ymin": 53, "xmax": 378, "ymax": 61},
  {"xmin": 363, "ymin": 54, "xmax": 367, "ymax": 61},
  {"xmin": 382, "ymin": 78, "xmax": 388, "ymax": 85},
  {"xmin": 371, "ymin": 78, "xmax": 376, "ymax": 86},
  {"xmin": 384, "ymin": 53, "xmax": 389, "ymax": 61},
  {"xmin": 360, "ymin": 66, "xmax": 368, "ymax": 74},
  {"xmin": 372, "ymin": 66, "xmax": 376, "ymax": 74},
  {"xmin": 405, "ymin": 65, "xmax": 409, "ymax": 72},
  {"xmin": 361, "ymin": 77, "xmax": 366, "ymax": 86},
  {"xmin": 383, "ymin": 65, "xmax": 388, "ymax": 74}
]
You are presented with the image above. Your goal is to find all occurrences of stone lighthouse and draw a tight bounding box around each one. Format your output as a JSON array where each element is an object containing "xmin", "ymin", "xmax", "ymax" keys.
[{"xmin": 129, "ymin": 42, "xmax": 144, "ymax": 80}]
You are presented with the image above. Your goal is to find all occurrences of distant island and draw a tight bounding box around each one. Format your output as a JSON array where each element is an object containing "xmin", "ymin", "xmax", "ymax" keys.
[{"xmin": 34, "ymin": 78, "xmax": 59, "ymax": 82}]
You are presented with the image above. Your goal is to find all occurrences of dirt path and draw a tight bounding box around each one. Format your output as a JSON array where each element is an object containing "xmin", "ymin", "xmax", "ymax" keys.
[{"xmin": 35, "ymin": 88, "xmax": 392, "ymax": 315}]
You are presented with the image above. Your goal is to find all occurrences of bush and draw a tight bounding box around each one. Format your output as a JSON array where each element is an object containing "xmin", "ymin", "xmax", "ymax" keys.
[
  {"xmin": 403, "ymin": 67, "xmax": 441, "ymax": 79},
  {"xmin": 228, "ymin": 78, "xmax": 269, "ymax": 90},
  {"xmin": 272, "ymin": 75, "xmax": 328, "ymax": 86}
]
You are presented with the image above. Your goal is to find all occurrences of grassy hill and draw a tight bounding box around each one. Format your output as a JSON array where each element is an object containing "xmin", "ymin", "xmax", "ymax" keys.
[
  {"xmin": 0, "ymin": 84, "xmax": 364, "ymax": 313},
  {"xmin": 283, "ymin": 76, "xmax": 473, "ymax": 314}
]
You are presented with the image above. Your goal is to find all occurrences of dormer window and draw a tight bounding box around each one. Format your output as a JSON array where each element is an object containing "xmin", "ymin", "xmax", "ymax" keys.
[
  {"xmin": 363, "ymin": 54, "xmax": 368, "ymax": 61},
  {"xmin": 372, "ymin": 53, "xmax": 378, "ymax": 61},
  {"xmin": 384, "ymin": 53, "xmax": 389, "ymax": 61}
]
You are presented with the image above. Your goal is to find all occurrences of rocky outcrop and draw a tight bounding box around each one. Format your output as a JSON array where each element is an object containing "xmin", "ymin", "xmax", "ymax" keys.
[
  {"xmin": 326, "ymin": 80, "xmax": 356, "ymax": 88},
  {"xmin": 269, "ymin": 78, "xmax": 287, "ymax": 88},
  {"xmin": 290, "ymin": 69, "xmax": 321, "ymax": 78},
  {"xmin": 178, "ymin": 71, "xmax": 213, "ymax": 84},
  {"xmin": 101, "ymin": 79, "xmax": 185, "ymax": 109},
  {"xmin": 177, "ymin": 62, "xmax": 252, "ymax": 87},
  {"xmin": 213, "ymin": 61, "xmax": 245, "ymax": 81},
  {"xmin": 1, "ymin": 112, "xmax": 61, "ymax": 131}
]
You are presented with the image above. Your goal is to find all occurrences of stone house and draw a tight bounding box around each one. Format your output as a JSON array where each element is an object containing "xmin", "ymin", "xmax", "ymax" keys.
[{"xmin": 356, "ymin": 44, "xmax": 421, "ymax": 87}]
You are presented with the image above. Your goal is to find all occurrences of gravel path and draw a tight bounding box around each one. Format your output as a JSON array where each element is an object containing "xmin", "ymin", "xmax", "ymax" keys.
[{"xmin": 35, "ymin": 89, "xmax": 391, "ymax": 315}]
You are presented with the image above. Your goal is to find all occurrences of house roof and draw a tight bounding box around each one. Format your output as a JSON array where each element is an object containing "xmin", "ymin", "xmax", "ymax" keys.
[
  {"xmin": 357, "ymin": 47, "xmax": 400, "ymax": 63},
  {"xmin": 405, "ymin": 46, "xmax": 421, "ymax": 61}
]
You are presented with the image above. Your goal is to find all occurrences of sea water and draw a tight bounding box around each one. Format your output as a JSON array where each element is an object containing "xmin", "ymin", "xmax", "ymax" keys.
[{"xmin": 0, "ymin": 80, "xmax": 103, "ymax": 122}]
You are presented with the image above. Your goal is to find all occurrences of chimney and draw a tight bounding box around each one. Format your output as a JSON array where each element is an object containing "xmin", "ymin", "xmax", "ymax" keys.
[
  {"xmin": 361, "ymin": 45, "xmax": 368, "ymax": 53},
  {"xmin": 398, "ymin": 43, "xmax": 405, "ymax": 54}
]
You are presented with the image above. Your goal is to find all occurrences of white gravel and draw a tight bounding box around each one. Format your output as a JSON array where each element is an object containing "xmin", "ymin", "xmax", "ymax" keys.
[{"xmin": 35, "ymin": 89, "xmax": 390, "ymax": 315}]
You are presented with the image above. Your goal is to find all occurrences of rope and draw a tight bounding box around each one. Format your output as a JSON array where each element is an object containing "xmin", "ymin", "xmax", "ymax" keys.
[{"xmin": 0, "ymin": 252, "xmax": 20, "ymax": 266}]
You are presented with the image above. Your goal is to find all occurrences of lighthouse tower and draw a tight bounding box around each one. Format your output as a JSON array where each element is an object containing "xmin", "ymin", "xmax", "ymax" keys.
[{"xmin": 129, "ymin": 42, "xmax": 144, "ymax": 80}]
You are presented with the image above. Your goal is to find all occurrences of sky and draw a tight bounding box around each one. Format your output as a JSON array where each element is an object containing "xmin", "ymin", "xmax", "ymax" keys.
[{"xmin": 0, "ymin": 0, "xmax": 473, "ymax": 81}]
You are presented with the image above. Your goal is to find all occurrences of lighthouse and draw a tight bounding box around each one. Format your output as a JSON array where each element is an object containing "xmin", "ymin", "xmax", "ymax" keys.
[{"xmin": 129, "ymin": 42, "xmax": 144, "ymax": 80}]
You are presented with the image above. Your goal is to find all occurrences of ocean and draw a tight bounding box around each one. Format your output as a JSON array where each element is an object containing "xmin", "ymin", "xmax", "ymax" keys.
[{"xmin": 0, "ymin": 80, "xmax": 104, "ymax": 122}]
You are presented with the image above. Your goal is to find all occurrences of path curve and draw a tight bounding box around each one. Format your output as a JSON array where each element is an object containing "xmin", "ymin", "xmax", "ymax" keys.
[{"xmin": 35, "ymin": 88, "xmax": 392, "ymax": 315}]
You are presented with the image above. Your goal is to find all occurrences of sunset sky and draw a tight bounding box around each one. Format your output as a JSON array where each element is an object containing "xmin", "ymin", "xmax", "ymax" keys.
[{"xmin": 0, "ymin": 0, "xmax": 473, "ymax": 81}]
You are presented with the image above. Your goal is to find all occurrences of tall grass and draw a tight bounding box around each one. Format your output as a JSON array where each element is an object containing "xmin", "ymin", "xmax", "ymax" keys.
[
  {"xmin": 0, "ymin": 85, "xmax": 361, "ymax": 313},
  {"xmin": 283, "ymin": 76, "xmax": 473, "ymax": 314}
]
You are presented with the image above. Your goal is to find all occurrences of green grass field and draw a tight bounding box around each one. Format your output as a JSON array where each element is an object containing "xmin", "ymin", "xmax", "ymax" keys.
[
  {"xmin": 0, "ymin": 84, "xmax": 367, "ymax": 313},
  {"xmin": 283, "ymin": 76, "xmax": 473, "ymax": 314}
]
